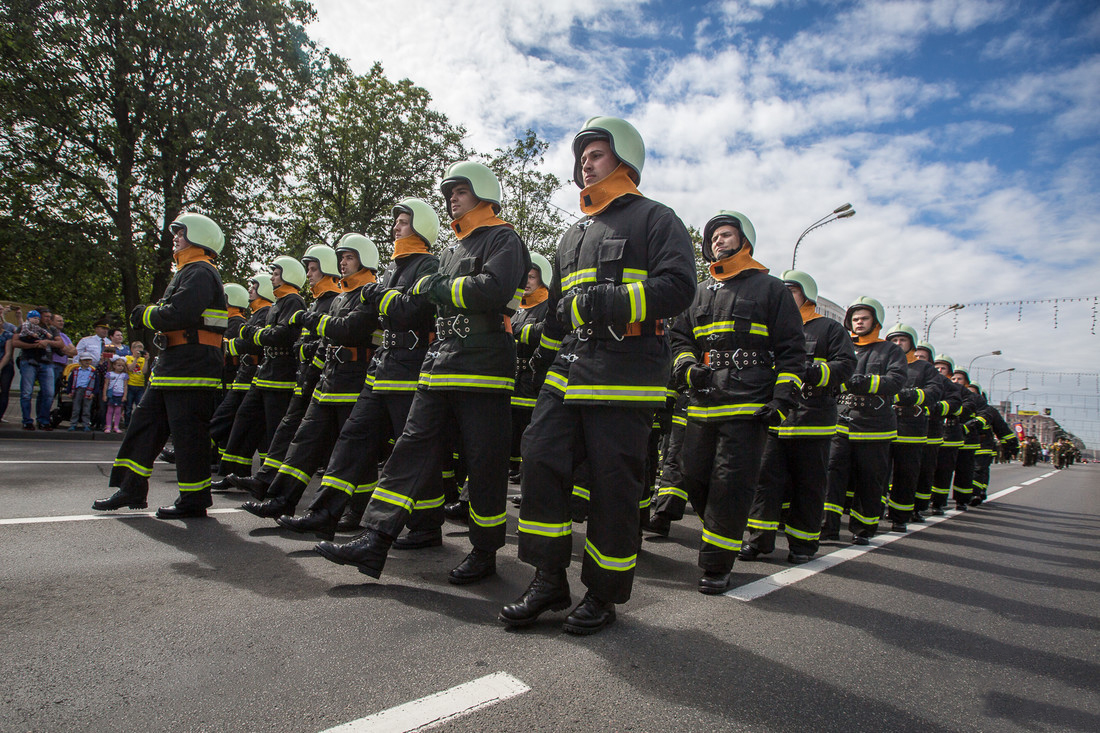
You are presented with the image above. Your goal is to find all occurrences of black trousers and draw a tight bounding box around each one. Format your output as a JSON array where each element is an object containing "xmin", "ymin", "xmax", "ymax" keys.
[
  {"xmin": 931, "ymin": 444, "xmax": 959, "ymax": 509},
  {"xmin": 952, "ymin": 445, "xmax": 977, "ymax": 505},
  {"xmin": 109, "ymin": 387, "xmax": 217, "ymax": 505},
  {"xmin": 516, "ymin": 393, "xmax": 650, "ymax": 603},
  {"xmin": 823, "ymin": 435, "xmax": 891, "ymax": 538},
  {"xmin": 219, "ymin": 388, "xmax": 292, "ymax": 477},
  {"xmin": 651, "ymin": 413, "xmax": 688, "ymax": 519},
  {"xmin": 264, "ymin": 398, "xmax": 355, "ymax": 512},
  {"xmin": 210, "ymin": 386, "xmax": 247, "ymax": 448},
  {"xmin": 888, "ymin": 441, "xmax": 924, "ymax": 523},
  {"xmin": 366, "ymin": 389, "xmax": 510, "ymax": 551},
  {"xmin": 254, "ymin": 383, "xmax": 315, "ymax": 483},
  {"xmin": 972, "ymin": 451, "xmax": 993, "ymax": 500},
  {"xmin": 914, "ymin": 441, "xmax": 939, "ymax": 512},
  {"xmin": 510, "ymin": 405, "xmax": 534, "ymax": 476},
  {"xmin": 679, "ymin": 418, "xmax": 767, "ymax": 572},
  {"xmin": 747, "ymin": 434, "xmax": 830, "ymax": 556}
]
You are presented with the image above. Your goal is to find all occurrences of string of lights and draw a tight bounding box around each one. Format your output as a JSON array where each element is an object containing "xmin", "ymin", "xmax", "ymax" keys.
[{"xmin": 885, "ymin": 296, "xmax": 1098, "ymax": 334}]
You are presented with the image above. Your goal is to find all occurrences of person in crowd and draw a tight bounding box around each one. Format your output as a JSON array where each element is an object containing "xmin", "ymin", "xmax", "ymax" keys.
[
  {"xmin": 76, "ymin": 319, "xmax": 110, "ymax": 363},
  {"xmin": 91, "ymin": 344, "xmax": 117, "ymax": 430},
  {"xmin": 48, "ymin": 313, "xmax": 77, "ymax": 405},
  {"xmin": 67, "ymin": 354, "xmax": 97, "ymax": 431},
  {"xmin": 123, "ymin": 342, "xmax": 146, "ymax": 427},
  {"xmin": 108, "ymin": 328, "xmax": 130, "ymax": 357},
  {"xmin": 0, "ymin": 308, "xmax": 15, "ymax": 422},
  {"xmin": 102, "ymin": 356, "xmax": 129, "ymax": 433},
  {"xmin": 14, "ymin": 309, "xmax": 57, "ymax": 430}
]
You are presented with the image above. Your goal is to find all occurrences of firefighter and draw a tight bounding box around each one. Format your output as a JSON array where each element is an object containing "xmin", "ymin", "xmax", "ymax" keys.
[
  {"xmin": 642, "ymin": 374, "xmax": 688, "ymax": 536},
  {"xmin": 821, "ymin": 297, "xmax": 907, "ymax": 544},
  {"xmin": 277, "ymin": 199, "xmax": 441, "ymax": 541},
  {"xmin": 219, "ymin": 244, "xmax": 342, "ymax": 496},
  {"xmin": 509, "ymin": 252, "xmax": 554, "ymax": 485},
  {"xmin": 741, "ymin": 270, "xmax": 855, "ymax": 562},
  {"xmin": 241, "ymin": 235, "xmax": 380, "ymax": 520},
  {"xmin": 883, "ymin": 323, "xmax": 943, "ymax": 531},
  {"xmin": 221, "ymin": 284, "xmax": 250, "ymax": 388},
  {"xmin": 911, "ymin": 341, "xmax": 956, "ymax": 520},
  {"xmin": 499, "ymin": 116, "xmax": 696, "ymax": 634},
  {"xmin": 215, "ymin": 255, "xmax": 307, "ymax": 480},
  {"xmin": 928, "ymin": 354, "xmax": 972, "ymax": 515},
  {"xmin": 966, "ymin": 382, "xmax": 1017, "ymax": 505},
  {"xmin": 92, "ymin": 213, "xmax": 228, "ymax": 518},
  {"xmin": 949, "ymin": 367, "xmax": 988, "ymax": 511},
  {"xmin": 315, "ymin": 163, "xmax": 529, "ymax": 585}
]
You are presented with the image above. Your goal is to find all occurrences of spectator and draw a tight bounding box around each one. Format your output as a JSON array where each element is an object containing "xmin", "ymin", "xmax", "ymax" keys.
[
  {"xmin": 123, "ymin": 341, "xmax": 147, "ymax": 427},
  {"xmin": 102, "ymin": 357, "xmax": 128, "ymax": 433},
  {"xmin": 108, "ymin": 327, "xmax": 130, "ymax": 357},
  {"xmin": 14, "ymin": 309, "xmax": 56, "ymax": 430},
  {"xmin": 67, "ymin": 354, "xmax": 97, "ymax": 431},
  {"xmin": 49, "ymin": 313, "xmax": 78, "ymax": 408},
  {"xmin": 76, "ymin": 319, "xmax": 110, "ymax": 363},
  {"xmin": 91, "ymin": 344, "xmax": 117, "ymax": 430},
  {"xmin": 0, "ymin": 306, "xmax": 15, "ymax": 422}
]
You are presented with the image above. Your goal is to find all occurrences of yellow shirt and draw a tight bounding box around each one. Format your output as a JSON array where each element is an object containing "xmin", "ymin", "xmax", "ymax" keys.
[{"xmin": 126, "ymin": 355, "xmax": 146, "ymax": 387}]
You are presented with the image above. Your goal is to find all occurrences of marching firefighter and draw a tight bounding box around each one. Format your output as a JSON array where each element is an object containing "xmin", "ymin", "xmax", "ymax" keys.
[
  {"xmin": 92, "ymin": 213, "xmax": 228, "ymax": 518},
  {"xmin": 241, "ymin": 235, "xmax": 380, "ymax": 520},
  {"xmin": 821, "ymin": 297, "xmax": 906, "ymax": 544},
  {"xmin": 949, "ymin": 367, "xmax": 988, "ymax": 511},
  {"xmin": 220, "ymin": 243, "xmax": 342, "ymax": 496},
  {"xmin": 315, "ymin": 163, "xmax": 530, "ymax": 585},
  {"xmin": 668, "ymin": 215, "xmax": 805, "ymax": 590},
  {"xmin": 912, "ymin": 341, "xmax": 958, "ymax": 520},
  {"xmin": 928, "ymin": 354, "xmax": 973, "ymax": 515},
  {"xmin": 278, "ymin": 199, "xmax": 441, "ymax": 540},
  {"xmin": 500, "ymin": 116, "xmax": 696, "ymax": 634},
  {"xmin": 741, "ymin": 270, "xmax": 855, "ymax": 563},
  {"xmin": 883, "ymin": 323, "xmax": 942, "ymax": 531},
  {"xmin": 643, "ymin": 375, "xmax": 689, "ymax": 536},
  {"xmin": 221, "ymin": 284, "xmax": 250, "ymax": 388},
  {"xmin": 509, "ymin": 252, "xmax": 554, "ymax": 484},
  {"xmin": 966, "ymin": 382, "xmax": 1016, "ymax": 505}
]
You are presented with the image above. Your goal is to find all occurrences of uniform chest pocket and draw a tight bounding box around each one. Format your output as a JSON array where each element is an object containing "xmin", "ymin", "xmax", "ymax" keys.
[
  {"xmin": 731, "ymin": 298, "xmax": 759, "ymax": 331},
  {"xmin": 596, "ymin": 238, "xmax": 626, "ymax": 282},
  {"xmin": 804, "ymin": 337, "xmax": 819, "ymax": 358},
  {"xmin": 454, "ymin": 256, "xmax": 482, "ymax": 276}
]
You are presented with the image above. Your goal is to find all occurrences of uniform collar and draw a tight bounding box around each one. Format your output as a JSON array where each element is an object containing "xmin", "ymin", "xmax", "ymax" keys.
[{"xmin": 579, "ymin": 164, "xmax": 641, "ymax": 216}]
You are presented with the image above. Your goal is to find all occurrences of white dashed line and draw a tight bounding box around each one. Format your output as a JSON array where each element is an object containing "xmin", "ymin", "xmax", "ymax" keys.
[
  {"xmin": 0, "ymin": 508, "xmax": 243, "ymax": 525},
  {"xmin": 320, "ymin": 672, "xmax": 530, "ymax": 733}
]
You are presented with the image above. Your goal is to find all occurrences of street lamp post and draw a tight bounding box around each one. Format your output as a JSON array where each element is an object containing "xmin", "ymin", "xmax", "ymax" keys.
[
  {"xmin": 987, "ymin": 367, "xmax": 1015, "ymax": 399},
  {"xmin": 967, "ymin": 350, "xmax": 1002, "ymax": 374},
  {"xmin": 924, "ymin": 303, "xmax": 965, "ymax": 343},
  {"xmin": 791, "ymin": 203, "xmax": 856, "ymax": 270},
  {"xmin": 1004, "ymin": 387, "xmax": 1029, "ymax": 417}
]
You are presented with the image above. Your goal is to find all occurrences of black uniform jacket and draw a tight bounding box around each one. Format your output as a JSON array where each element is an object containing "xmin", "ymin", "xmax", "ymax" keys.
[
  {"xmin": 223, "ymin": 312, "xmax": 247, "ymax": 387},
  {"xmin": 541, "ymin": 194, "xmax": 696, "ymax": 408},
  {"xmin": 895, "ymin": 359, "xmax": 944, "ymax": 442},
  {"xmin": 294, "ymin": 287, "xmax": 340, "ymax": 394},
  {"xmin": 145, "ymin": 259, "xmax": 227, "ymax": 390},
  {"xmin": 924, "ymin": 370, "xmax": 962, "ymax": 443},
  {"xmin": 671, "ymin": 269, "xmax": 805, "ymax": 423},
  {"xmin": 837, "ymin": 339, "xmax": 907, "ymax": 440},
  {"xmin": 249, "ymin": 291, "xmax": 306, "ymax": 390},
  {"xmin": 773, "ymin": 314, "xmax": 856, "ymax": 438},
  {"xmin": 511, "ymin": 294, "xmax": 551, "ymax": 407},
  {"xmin": 311, "ymin": 281, "xmax": 380, "ymax": 401},
  {"xmin": 373, "ymin": 252, "xmax": 439, "ymax": 394},
  {"xmin": 225, "ymin": 304, "xmax": 270, "ymax": 391},
  {"xmin": 939, "ymin": 379, "xmax": 976, "ymax": 447}
]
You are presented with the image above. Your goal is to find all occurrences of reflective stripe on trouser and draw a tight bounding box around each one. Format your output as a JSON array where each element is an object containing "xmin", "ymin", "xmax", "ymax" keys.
[
  {"xmin": 914, "ymin": 441, "xmax": 939, "ymax": 512},
  {"xmin": 888, "ymin": 442, "xmax": 923, "ymax": 523},
  {"xmin": 254, "ymin": 381, "xmax": 317, "ymax": 483},
  {"xmin": 510, "ymin": 405, "xmax": 534, "ymax": 475},
  {"xmin": 822, "ymin": 433, "xmax": 892, "ymax": 538},
  {"xmin": 108, "ymin": 387, "xmax": 217, "ymax": 504},
  {"xmin": 972, "ymin": 452, "xmax": 992, "ymax": 500},
  {"xmin": 681, "ymin": 418, "xmax": 767, "ymax": 572},
  {"xmin": 263, "ymin": 400, "xmax": 355, "ymax": 511},
  {"xmin": 516, "ymin": 391, "xmax": 650, "ymax": 604},
  {"xmin": 219, "ymin": 388, "xmax": 291, "ymax": 477},
  {"xmin": 747, "ymin": 433, "xmax": 830, "ymax": 555},
  {"xmin": 931, "ymin": 444, "xmax": 959, "ymax": 509},
  {"xmin": 367, "ymin": 389, "xmax": 510, "ymax": 551},
  {"xmin": 651, "ymin": 411, "xmax": 688, "ymax": 519},
  {"xmin": 952, "ymin": 446, "xmax": 977, "ymax": 504}
]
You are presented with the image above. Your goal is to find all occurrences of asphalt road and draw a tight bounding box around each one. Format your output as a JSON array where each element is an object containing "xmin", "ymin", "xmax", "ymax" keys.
[{"xmin": 1, "ymin": 439, "xmax": 1097, "ymax": 732}]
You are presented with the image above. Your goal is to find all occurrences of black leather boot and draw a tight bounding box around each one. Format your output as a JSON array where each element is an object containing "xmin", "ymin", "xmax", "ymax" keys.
[
  {"xmin": 563, "ymin": 592, "xmax": 616, "ymax": 635},
  {"xmin": 314, "ymin": 529, "xmax": 393, "ymax": 578},
  {"xmin": 738, "ymin": 545, "xmax": 767, "ymax": 561},
  {"xmin": 443, "ymin": 499, "xmax": 469, "ymax": 523},
  {"xmin": 209, "ymin": 476, "xmax": 236, "ymax": 493},
  {"xmin": 448, "ymin": 548, "xmax": 496, "ymax": 585},
  {"xmin": 393, "ymin": 528, "xmax": 444, "ymax": 550},
  {"xmin": 228, "ymin": 474, "xmax": 270, "ymax": 500},
  {"xmin": 335, "ymin": 492, "xmax": 369, "ymax": 532},
  {"xmin": 156, "ymin": 489, "xmax": 212, "ymax": 519},
  {"xmin": 240, "ymin": 498, "xmax": 292, "ymax": 519},
  {"xmin": 92, "ymin": 489, "xmax": 148, "ymax": 511},
  {"xmin": 499, "ymin": 570, "xmax": 571, "ymax": 627},
  {"xmin": 641, "ymin": 512, "xmax": 671, "ymax": 537},
  {"xmin": 698, "ymin": 570, "xmax": 733, "ymax": 595},
  {"xmin": 277, "ymin": 507, "xmax": 342, "ymax": 541}
]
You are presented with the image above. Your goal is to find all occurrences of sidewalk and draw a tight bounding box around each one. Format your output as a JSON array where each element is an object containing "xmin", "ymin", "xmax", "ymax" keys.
[{"xmin": 1, "ymin": 394, "xmax": 124, "ymax": 442}]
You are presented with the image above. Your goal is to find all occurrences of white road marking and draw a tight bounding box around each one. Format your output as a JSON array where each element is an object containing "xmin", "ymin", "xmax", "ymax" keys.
[
  {"xmin": 0, "ymin": 460, "xmax": 170, "ymax": 464},
  {"xmin": 727, "ymin": 473, "xmax": 1047, "ymax": 602},
  {"xmin": 321, "ymin": 672, "xmax": 530, "ymax": 733},
  {"xmin": 0, "ymin": 508, "xmax": 243, "ymax": 525}
]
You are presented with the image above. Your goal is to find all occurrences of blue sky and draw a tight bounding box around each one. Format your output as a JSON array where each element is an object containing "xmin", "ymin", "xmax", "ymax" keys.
[{"xmin": 310, "ymin": 0, "xmax": 1100, "ymax": 442}]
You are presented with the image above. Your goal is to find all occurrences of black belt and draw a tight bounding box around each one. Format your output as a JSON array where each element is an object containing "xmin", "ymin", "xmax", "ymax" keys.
[
  {"xmin": 894, "ymin": 404, "xmax": 925, "ymax": 418},
  {"xmin": 704, "ymin": 348, "xmax": 771, "ymax": 369},
  {"xmin": 838, "ymin": 393, "xmax": 887, "ymax": 410},
  {"xmin": 264, "ymin": 346, "xmax": 292, "ymax": 359},
  {"xmin": 326, "ymin": 345, "xmax": 368, "ymax": 363},
  {"xmin": 573, "ymin": 320, "xmax": 663, "ymax": 341},
  {"xmin": 435, "ymin": 314, "xmax": 503, "ymax": 340},
  {"xmin": 382, "ymin": 329, "xmax": 426, "ymax": 350}
]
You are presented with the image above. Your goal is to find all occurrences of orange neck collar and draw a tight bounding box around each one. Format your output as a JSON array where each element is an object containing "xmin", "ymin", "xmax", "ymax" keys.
[
  {"xmin": 853, "ymin": 326, "xmax": 884, "ymax": 346},
  {"xmin": 905, "ymin": 350, "xmax": 918, "ymax": 364},
  {"xmin": 311, "ymin": 277, "xmax": 341, "ymax": 299},
  {"xmin": 251, "ymin": 297, "xmax": 273, "ymax": 311},
  {"xmin": 800, "ymin": 301, "xmax": 822, "ymax": 324},
  {"xmin": 520, "ymin": 286, "xmax": 549, "ymax": 309},
  {"xmin": 709, "ymin": 248, "xmax": 768, "ymax": 281},
  {"xmin": 579, "ymin": 164, "xmax": 641, "ymax": 216},
  {"xmin": 173, "ymin": 246, "xmax": 213, "ymax": 269},
  {"xmin": 451, "ymin": 201, "xmax": 510, "ymax": 240},
  {"xmin": 228, "ymin": 306, "xmax": 246, "ymax": 319},
  {"xmin": 274, "ymin": 284, "xmax": 298, "ymax": 299},
  {"xmin": 393, "ymin": 235, "xmax": 430, "ymax": 260},
  {"xmin": 341, "ymin": 268, "xmax": 377, "ymax": 291}
]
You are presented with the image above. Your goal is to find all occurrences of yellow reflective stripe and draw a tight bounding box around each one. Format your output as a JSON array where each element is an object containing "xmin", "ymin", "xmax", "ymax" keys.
[
  {"xmin": 887, "ymin": 498, "xmax": 914, "ymax": 511},
  {"xmin": 869, "ymin": 374, "xmax": 881, "ymax": 393},
  {"xmin": 311, "ymin": 355, "xmax": 325, "ymax": 369},
  {"xmin": 221, "ymin": 452, "xmax": 251, "ymax": 466},
  {"xmin": 202, "ymin": 308, "xmax": 229, "ymax": 328},
  {"xmin": 321, "ymin": 475, "xmax": 356, "ymax": 495},
  {"xmin": 562, "ymin": 268, "xmax": 596, "ymax": 291},
  {"xmin": 691, "ymin": 321, "xmax": 770, "ymax": 339},
  {"xmin": 622, "ymin": 268, "xmax": 647, "ymax": 283},
  {"xmin": 379, "ymin": 290, "xmax": 398, "ymax": 316},
  {"xmin": 113, "ymin": 458, "xmax": 153, "ymax": 477},
  {"xmin": 519, "ymin": 323, "xmax": 533, "ymax": 344},
  {"xmin": 411, "ymin": 275, "xmax": 432, "ymax": 295},
  {"xmin": 353, "ymin": 480, "xmax": 379, "ymax": 495},
  {"xmin": 674, "ymin": 351, "xmax": 695, "ymax": 368},
  {"xmin": 639, "ymin": 495, "xmax": 651, "ymax": 509},
  {"xmin": 785, "ymin": 525, "xmax": 819, "ymax": 541},
  {"xmin": 469, "ymin": 507, "xmax": 506, "ymax": 527},
  {"xmin": 510, "ymin": 396, "xmax": 538, "ymax": 408},
  {"xmin": 544, "ymin": 371, "xmax": 568, "ymax": 395},
  {"xmin": 570, "ymin": 297, "xmax": 585, "ymax": 329},
  {"xmin": 571, "ymin": 485, "xmax": 590, "ymax": 501},
  {"xmin": 142, "ymin": 307, "xmax": 155, "ymax": 329},
  {"xmin": 686, "ymin": 403, "xmax": 765, "ymax": 420},
  {"xmin": 277, "ymin": 464, "xmax": 311, "ymax": 484},
  {"xmin": 539, "ymin": 334, "xmax": 561, "ymax": 351},
  {"xmin": 584, "ymin": 539, "xmax": 636, "ymax": 571},
  {"xmin": 850, "ymin": 509, "xmax": 880, "ymax": 524},
  {"xmin": 149, "ymin": 376, "xmax": 222, "ymax": 388},
  {"xmin": 251, "ymin": 327, "xmax": 265, "ymax": 345},
  {"xmin": 773, "ymin": 424, "xmax": 836, "ymax": 438},
  {"xmin": 657, "ymin": 486, "xmax": 688, "ymax": 501},
  {"xmin": 372, "ymin": 379, "xmax": 418, "ymax": 392},
  {"xmin": 564, "ymin": 384, "xmax": 665, "ymax": 403},
  {"xmin": 895, "ymin": 435, "xmax": 926, "ymax": 444},
  {"xmin": 914, "ymin": 388, "xmax": 926, "ymax": 405},
  {"xmin": 518, "ymin": 518, "xmax": 572, "ymax": 538},
  {"xmin": 672, "ymin": 414, "xmax": 687, "ymax": 426},
  {"xmin": 312, "ymin": 390, "xmax": 359, "ymax": 403},
  {"xmin": 823, "ymin": 502, "xmax": 843, "ymax": 514},
  {"xmin": 262, "ymin": 456, "xmax": 281, "ymax": 469},
  {"xmin": 178, "ymin": 478, "xmax": 211, "ymax": 492},
  {"xmin": 420, "ymin": 373, "xmax": 514, "ymax": 390},
  {"xmin": 747, "ymin": 518, "xmax": 779, "ymax": 531},
  {"xmin": 847, "ymin": 430, "xmax": 897, "ymax": 441},
  {"xmin": 626, "ymin": 282, "xmax": 646, "ymax": 322},
  {"xmin": 701, "ymin": 528, "xmax": 741, "ymax": 552},
  {"xmin": 251, "ymin": 378, "xmax": 296, "ymax": 390},
  {"xmin": 371, "ymin": 487, "xmax": 413, "ymax": 512},
  {"xmin": 775, "ymin": 372, "xmax": 803, "ymax": 389},
  {"xmin": 451, "ymin": 276, "xmax": 468, "ymax": 309},
  {"xmin": 927, "ymin": 437, "xmax": 944, "ymax": 445},
  {"xmin": 414, "ymin": 495, "xmax": 445, "ymax": 510},
  {"xmin": 315, "ymin": 314, "xmax": 330, "ymax": 338}
]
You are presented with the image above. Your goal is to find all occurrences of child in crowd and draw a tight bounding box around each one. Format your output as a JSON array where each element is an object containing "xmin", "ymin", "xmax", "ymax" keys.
[
  {"xmin": 92, "ymin": 345, "xmax": 116, "ymax": 430},
  {"xmin": 102, "ymin": 357, "xmax": 129, "ymax": 433},
  {"xmin": 123, "ymin": 341, "xmax": 146, "ymax": 428},
  {"xmin": 67, "ymin": 355, "xmax": 97, "ymax": 431}
]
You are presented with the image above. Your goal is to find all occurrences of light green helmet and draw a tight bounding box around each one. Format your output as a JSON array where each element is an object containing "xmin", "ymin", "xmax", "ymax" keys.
[
  {"xmin": 780, "ymin": 269, "xmax": 818, "ymax": 303},
  {"xmin": 844, "ymin": 296, "xmax": 885, "ymax": 331},
  {"xmin": 529, "ymin": 252, "xmax": 553, "ymax": 289},
  {"xmin": 915, "ymin": 340, "xmax": 935, "ymax": 359},
  {"xmin": 169, "ymin": 213, "xmax": 224, "ymax": 256},
  {"xmin": 934, "ymin": 353, "xmax": 956, "ymax": 373},
  {"xmin": 885, "ymin": 323, "xmax": 919, "ymax": 352},
  {"xmin": 224, "ymin": 283, "xmax": 250, "ymax": 309},
  {"xmin": 572, "ymin": 116, "xmax": 645, "ymax": 188},
  {"xmin": 250, "ymin": 273, "xmax": 275, "ymax": 302},
  {"xmin": 335, "ymin": 234, "xmax": 380, "ymax": 271},
  {"xmin": 392, "ymin": 198, "xmax": 440, "ymax": 246},
  {"xmin": 272, "ymin": 255, "xmax": 307, "ymax": 290},
  {"xmin": 702, "ymin": 211, "xmax": 756, "ymax": 262},
  {"xmin": 441, "ymin": 161, "xmax": 502, "ymax": 217},
  {"xmin": 302, "ymin": 244, "xmax": 340, "ymax": 278}
]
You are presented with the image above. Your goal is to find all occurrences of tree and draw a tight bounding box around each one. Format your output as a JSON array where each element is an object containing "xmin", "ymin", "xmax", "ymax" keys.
[
  {"xmin": 276, "ymin": 63, "xmax": 467, "ymax": 258},
  {"xmin": 0, "ymin": 0, "xmax": 317, "ymax": 338}
]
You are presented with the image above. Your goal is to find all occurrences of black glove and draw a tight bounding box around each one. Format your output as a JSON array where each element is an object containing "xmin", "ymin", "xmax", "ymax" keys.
[
  {"xmin": 845, "ymin": 374, "xmax": 871, "ymax": 393},
  {"xmin": 129, "ymin": 305, "xmax": 148, "ymax": 331},
  {"xmin": 557, "ymin": 291, "xmax": 581, "ymax": 328},
  {"xmin": 896, "ymin": 387, "xmax": 920, "ymax": 406},
  {"xmin": 754, "ymin": 400, "xmax": 789, "ymax": 426},
  {"xmin": 424, "ymin": 273, "xmax": 452, "ymax": 305},
  {"xmin": 585, "ymin": 283, "xmax": 619, "ymax": 330},
  {"xmin": 963, "ymin": 418, "xmax": 983, "ymax": 435},
  {"xmin": 297, "ymin": 310, "xmax": 322, "ymax": 332},
  {"xmin": 687, "ymin": 364, "xmax": 712, "ymax": 392},
  {"xmin": 288, "ymin": 310, "xmax": 303, "ymax": 328},
  {"xmin": 804, "ymin": 362, "xmax": 824, "ymax": 387},
  {"xmin": 529, "ymin": 346, "xmax": 553, "ymax": 374},
  {"xmin": 360, "ymin": 282, "xmax": 384, "ymax": 309}
]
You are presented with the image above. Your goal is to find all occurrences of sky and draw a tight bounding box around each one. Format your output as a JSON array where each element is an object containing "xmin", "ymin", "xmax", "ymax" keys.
[{"xmin": 308, "ymin": 0, "xmax": 1100, "ymax": 443}]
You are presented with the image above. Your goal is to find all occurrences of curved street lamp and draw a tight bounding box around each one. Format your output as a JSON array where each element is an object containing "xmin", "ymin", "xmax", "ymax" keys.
[
  {"xmin": 791, "ymin": 203, "xmax": 856, "ymax": 270},
  {"xmin": 967, "ymin": 350, "xmax": 1002, "ymax": 374},
  {"xmin": 988, "ymin": 367, "xmax": 1015, "ymax": 398},
  {"xmin": 1004, "ymin": 387, "xmax": 1029, "ymax": 417},
  {"xmin": 925, "ymin": 303, "xmax": 965, "ymax": 342}
]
